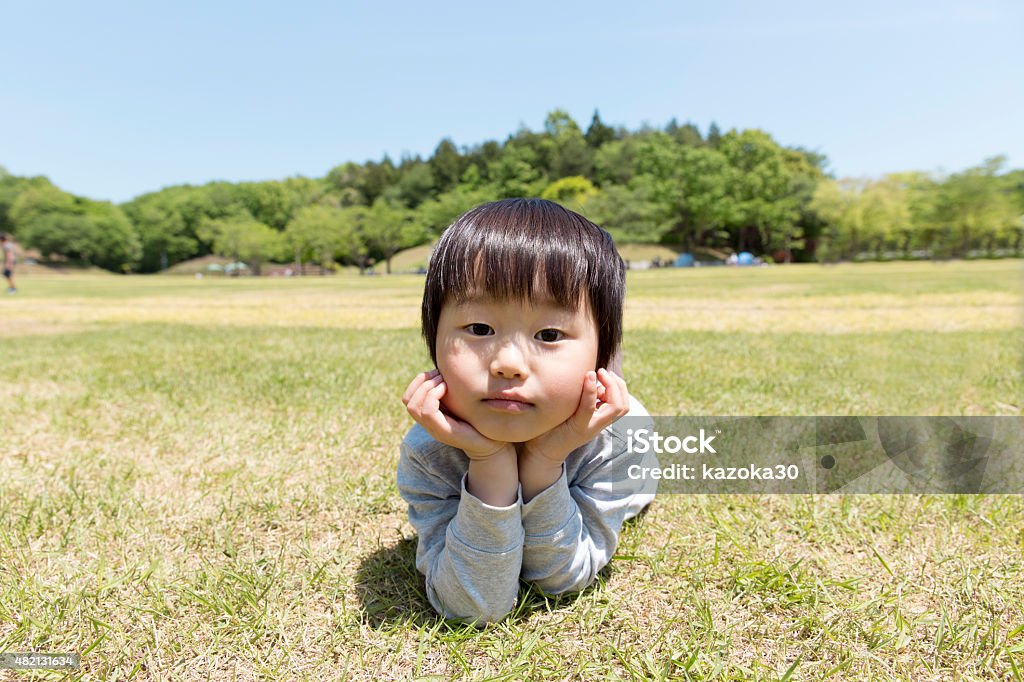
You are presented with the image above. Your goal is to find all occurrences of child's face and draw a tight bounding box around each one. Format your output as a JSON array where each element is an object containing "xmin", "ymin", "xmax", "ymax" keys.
[{"xmin": 435, "ymin": 290, "xmax": 599, "ymax": 444}]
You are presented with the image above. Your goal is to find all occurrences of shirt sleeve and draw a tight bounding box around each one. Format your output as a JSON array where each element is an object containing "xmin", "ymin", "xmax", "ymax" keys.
[
  {"xmin": 519, "ymin": 404, "xmax": 657, "ymax": 596},
  {"xmin": 396, "ymin": 436, "xmax": 525, "ymax": 625}
]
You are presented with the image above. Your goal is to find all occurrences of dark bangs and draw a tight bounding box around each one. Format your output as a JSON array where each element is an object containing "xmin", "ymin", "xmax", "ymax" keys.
[{"xmin": 422, "ymin": 198, "xmax": 625, "ymax": 370}]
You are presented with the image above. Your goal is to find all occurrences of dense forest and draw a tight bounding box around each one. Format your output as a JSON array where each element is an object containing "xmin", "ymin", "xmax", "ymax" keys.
[{"xmin": 1, "ymin": 110, "xmax": 1022, "ymax": 273}]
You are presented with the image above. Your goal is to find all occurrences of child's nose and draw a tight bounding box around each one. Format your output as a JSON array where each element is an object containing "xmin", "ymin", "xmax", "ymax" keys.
[{"xmin": 490, "ymin": 342, "xmax": 528, "ymax": 379}]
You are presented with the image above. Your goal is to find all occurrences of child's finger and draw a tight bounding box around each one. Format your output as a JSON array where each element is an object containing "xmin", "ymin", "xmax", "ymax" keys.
[
  {"xmin": 402, "ymin": 369, "xmax": 440, "ymax": 406},
  {"xmin": 602, "ymin": 368, "xmax": 629, "ymax": 411},
  {"xmin": 595, "ymin": 368, "xmax": 630, "ymax": 418},
  {"xmin": 421, "ymin": 377, "xmax": 447, "ymax": 414},
  {"xmin": 587, "ymin": 370, "xmax": 600, "ymax": 402},
  {"xmin": 405, "ymin": 374, "xmax": 444, "ymax": 416},
  {"xmin": 410, "ymin": 380, "xmax": 459, "ymax": 439},
  {"xmin": 422, "ymin": 404, "xmax": 457, "ymax": 439},
  {"xmin": 571, "ymin": 371, "xmax": 600, "ymax": 424},
  {"xmin": 414, "ymin": 383, "xmax": 494, "ymax": 451}
]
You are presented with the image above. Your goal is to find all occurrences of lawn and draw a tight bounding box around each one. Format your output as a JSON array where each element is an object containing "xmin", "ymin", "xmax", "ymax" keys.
[{"xmin": 0, "ymin": 260, "xmax": 1022, "ymax": 680}]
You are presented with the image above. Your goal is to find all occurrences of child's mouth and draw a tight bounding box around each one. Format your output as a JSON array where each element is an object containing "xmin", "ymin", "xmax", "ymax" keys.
[{"xmin": 481, "ymin": 398, "xmax": 534, "ymax": 413}]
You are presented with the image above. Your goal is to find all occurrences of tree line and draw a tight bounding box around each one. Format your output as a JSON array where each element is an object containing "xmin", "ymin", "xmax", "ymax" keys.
[{"xmin": 1, "ymin": 110, "xmax": 1021, "ymax": 273}]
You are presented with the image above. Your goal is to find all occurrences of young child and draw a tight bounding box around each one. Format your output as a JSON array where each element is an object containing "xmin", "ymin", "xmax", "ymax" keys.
[{"xmin": 398, "ymin": 198, "xmax": 656, "ymax": 625}]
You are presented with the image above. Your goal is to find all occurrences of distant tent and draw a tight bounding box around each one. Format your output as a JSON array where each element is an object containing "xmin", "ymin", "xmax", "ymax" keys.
[
  {"xmin": 674, "ymin": 253, "xmax": 695, "ymax": 268},
  {"xmin": 737, "ymin": 252, "xmax": 755, "ymax": 265}
]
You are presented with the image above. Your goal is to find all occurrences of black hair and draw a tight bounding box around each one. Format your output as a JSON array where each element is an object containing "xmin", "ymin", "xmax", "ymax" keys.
[{"xmin": 421, "ymin": 198, "xmax": 625, "ymax": 370}]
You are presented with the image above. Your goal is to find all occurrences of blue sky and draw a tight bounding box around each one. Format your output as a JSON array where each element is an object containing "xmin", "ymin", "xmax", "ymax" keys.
[{"xmin": 2, "ymin": 0, "xmax": 1021, "ymax": 203}]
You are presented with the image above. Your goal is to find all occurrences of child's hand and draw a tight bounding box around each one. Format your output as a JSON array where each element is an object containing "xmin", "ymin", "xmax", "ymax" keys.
[
  {"xmin": 402, "ymin": 369, "xmax": 509, "ymax": 460},
  {"xmin": 520, "ymin": 368, "xmax": 630, "ymax": 466}
]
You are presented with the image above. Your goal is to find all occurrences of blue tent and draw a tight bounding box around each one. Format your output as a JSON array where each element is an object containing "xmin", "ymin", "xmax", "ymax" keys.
[
  {"xmin": 737, "ymin": 251, "xmax": 755, "ymax": 265},
  {"xmin": 674, "ymin": 253, "xmax": 695, "ymax": 268}
]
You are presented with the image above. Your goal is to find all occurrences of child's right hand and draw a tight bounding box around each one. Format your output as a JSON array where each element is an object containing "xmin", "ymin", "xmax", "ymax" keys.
[{"xmin": 402, "ymin": 369, "xmax": 509, "ymax": 460}]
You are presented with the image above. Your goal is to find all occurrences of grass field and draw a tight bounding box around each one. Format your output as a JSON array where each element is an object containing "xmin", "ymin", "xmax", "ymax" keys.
[{"xmin": 0, "ymin": 260, "xmax": 1022, "ymax": 680}]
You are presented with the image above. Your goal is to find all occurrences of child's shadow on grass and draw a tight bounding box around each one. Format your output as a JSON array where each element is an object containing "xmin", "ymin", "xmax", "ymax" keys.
[
  {"xmin": 354, "ymin": 506, "xmax": 651, "ymax": 630},
  {"xmin": 354, "ymin": 537, "xmax": 439, "ymax": 628}
]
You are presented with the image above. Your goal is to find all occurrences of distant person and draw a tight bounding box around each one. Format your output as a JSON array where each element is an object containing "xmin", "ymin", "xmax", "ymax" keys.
[{"xmin": 1, "ymin": 233, "xmax": 15, "ymax": 294}]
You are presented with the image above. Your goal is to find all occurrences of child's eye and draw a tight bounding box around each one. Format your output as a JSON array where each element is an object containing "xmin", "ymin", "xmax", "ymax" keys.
[
  {"xmin": 466, "ymin": 323, "xmax": 493, "ymax": 336},
  {"xmin": 535, "ymin": 329, "xmax": 563, "ymax": 342}
]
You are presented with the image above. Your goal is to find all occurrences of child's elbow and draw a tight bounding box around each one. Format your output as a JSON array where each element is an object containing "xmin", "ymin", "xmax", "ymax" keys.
[
  {"xmin": 530, "ymin": 568, "xmax": 597, "ymax": 598},
  {"xmin": 457, "ymin": 605, "xmax": 513, "ymax": 627},
  {"xmin": 427, "ymin": 586, "xmax": 515, "ymax": 627},
  {"xmin": 438, "ymin": 603, "xmax": 514, "ymax": 628}
]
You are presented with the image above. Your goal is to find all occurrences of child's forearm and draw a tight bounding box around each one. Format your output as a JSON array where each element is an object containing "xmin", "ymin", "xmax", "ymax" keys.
[
  {"xmin": 518, "ymin": 448, "xmax": 565, "ymax": 503},
  {"xmin": 466, "ymin": 445, "xmax": 519, "ymax": 506}
]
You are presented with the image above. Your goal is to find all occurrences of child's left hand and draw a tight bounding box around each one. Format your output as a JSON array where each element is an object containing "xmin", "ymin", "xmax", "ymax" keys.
[{"xmin": 520, "ymin": 368, "xmax": 630, "ymax": 467}]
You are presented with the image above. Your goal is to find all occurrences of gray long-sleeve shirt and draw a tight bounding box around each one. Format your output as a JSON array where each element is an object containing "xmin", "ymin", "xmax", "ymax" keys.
[{"xmin": 396, "ymin": 396, "xmax": 658, "ymax": 625}]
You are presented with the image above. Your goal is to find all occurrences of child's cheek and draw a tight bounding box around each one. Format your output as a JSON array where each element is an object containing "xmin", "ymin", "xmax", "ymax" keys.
[
  {"xmin": 436, "ymin": 357, "xmax": 472, "ymax": 421},
  {"xmin": 438, "ymin": 390, "xmax": 458, "ymax": 415},
  {"xmin": 439, "ymin": 389, "xmax": 478, "ymax": 429}
]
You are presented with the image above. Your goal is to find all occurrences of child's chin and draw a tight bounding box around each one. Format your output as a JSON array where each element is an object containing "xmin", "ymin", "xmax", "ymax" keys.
[{"xmin": 476, "ymin": 424, "xmax": 544, "ymax": 445}]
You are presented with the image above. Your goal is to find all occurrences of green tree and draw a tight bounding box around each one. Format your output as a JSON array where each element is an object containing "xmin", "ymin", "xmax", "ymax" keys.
[
  {"xmin": 634, "ymin": 133, "xmax": 738, "ymax": 249},
  {"xmin": 860, "ymin": 178, "xmax": 912, "ymax": 256},
  {"xmin": 0, "ymin": 173, "xmax": 53, "ymax": 236},
  {"xmin": 540, "ymin": 176, "xmax": 598, "ymax": 211},
  {"xmin": 384, "ymin": 159, "xmax": 435, "ymax": 208},
  {"xmin": 363, "ymin": 199, "xmax": 427, "ymax": 274},
  {"xmin": 429, "ymin": 138, "xmax": 464, "ymax": 194},
  {"xmin": 809, "ymin": 179, "xmax": 859, "ymax": 260},
  {"xmin": 198, "ymin": 217, "xmax": 284, "ymax": 275},
  {"xmin": 584, "ymin": 110, "xmax": 616, "ymax": 149},
  {"xmin": 886, "ymin": 171, "xmax": 943, "ymax": 256},
  {"xmin": 706, "ymin": 122, "xmax": 722, "ymax": 148},
  {"xmin": 505, "ymin": 126, "xmax": 553, "ymax": 178},
  {"xmin": 544, "ymin": 110, "xmax": 593, "ymax": 179},
  {"xmin": 122, "ymin": 191, "xmax": 200, "ymax": 271},
  {"xmin": 935, "ymin": 157, "xmax": 1019, "ymax": 256},
  {"xmin": 285, "ymin": 204, "xmax": 349, "ymax": 273},
  {"xmin": 326, "ymin": 159, "xmax": 398, "ymax": 205},
  {"xmin": 585, "ymin": 178, "xmax": 670, "ymax": 244},
  {"xmin": 238, "ymin": 181, "xmax": 301, "ymax": 230},
  {"xmin": 673, "ymin": 122, "xmax": 704, "ymax": 147},
  {"xmin": 488, "ymin": 145, "xmax": 545, "ymax": 197},
  {"xmin": 10, "ymin": 185, "xmax": 141, "ymax": 271},
  {"xmin": 415, "ymin": 184, "xmax": 499, "ymax": 236},
  {"xmin": 122, "ymin": 182, "xmax": 253, "ymax": 271},
  {"xmin": 999, "ymin": 169, "xmax": 1024, "ymax": 252},
  {"xmin": 718, "ymin": 129, "xmax": 808, "ymax": 259},
  {"xmin": 335, "ymin": 205, "xmax": 373, "ymax": 273},
  {"xmin": 593, "ymin": 138, "xmax": 640, "ymax": 187},
  {"xmin": 459, "ymin": 164, "xmax": 485, "ymax": 190},
  {"xmin": 463, "ymin": 141, "xmax": 502, "ymax": 183},
  {"xmin": 325, "ymin": 162, "xmax": 370, "ymax": 205}
]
